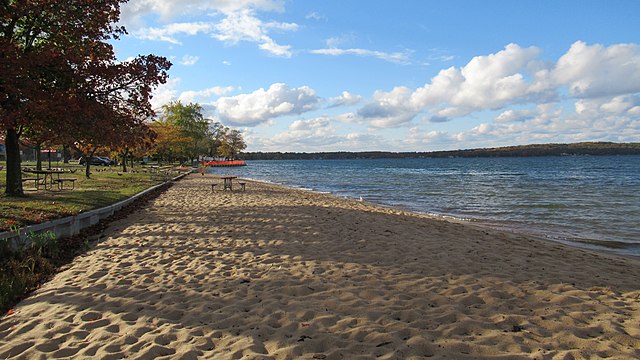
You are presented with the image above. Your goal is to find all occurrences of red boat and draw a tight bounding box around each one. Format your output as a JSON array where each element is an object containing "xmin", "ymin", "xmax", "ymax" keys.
[{"xmin": 201, "ymin": 160, "xmax": 247, "ymax": 167}]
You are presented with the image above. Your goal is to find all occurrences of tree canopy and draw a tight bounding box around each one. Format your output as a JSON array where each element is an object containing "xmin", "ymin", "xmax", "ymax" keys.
[
  {"xmin": 1, "ymin": 0, "xmax": 171, "ymax": 194},
  {"xmin": 148, "ymin": 101, "xmax": 246, "ymax": 164}
]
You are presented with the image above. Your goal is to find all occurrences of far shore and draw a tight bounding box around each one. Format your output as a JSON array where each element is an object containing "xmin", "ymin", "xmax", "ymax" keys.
[{"xmin": 1, "ymin": 174, "xmax": 639, "ymax": 359}]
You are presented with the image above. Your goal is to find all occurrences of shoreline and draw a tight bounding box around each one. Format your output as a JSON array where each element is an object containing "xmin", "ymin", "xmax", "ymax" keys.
[
  {"xmin": 238, "ymin": 175, "xmax": 640, "ymax": 258},
  {"xmin": 1, "ymin": 174, "xmax": 639, "ymax": 359}
]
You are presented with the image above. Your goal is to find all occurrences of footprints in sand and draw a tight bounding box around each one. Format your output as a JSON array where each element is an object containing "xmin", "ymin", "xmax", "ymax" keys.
[{"xmin": 2, "ymin": 175, "xmax": 640, "ymax": 359}]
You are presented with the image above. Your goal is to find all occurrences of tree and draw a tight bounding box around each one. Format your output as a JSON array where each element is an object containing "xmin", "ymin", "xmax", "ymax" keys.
[
  {"xmin": 158, "ymin": 101, "xmax": 209, "ymax": 164},
  {"xmin": 207, "ymin": 121, "xmax": 228, "ymax": 158},
  {"xmin": 116, "ymin": 122, "xmax": 156, "ymax": 173},
  {"xmin": 149, "ymin": 119, "xmax": 190, "ymax": 164},
  {"xmin": 0, "ymin": 0, "xmax": 170, "ymax": 193},
  {"xmin": 224, "ymin": 129, "xmax": 247, "ymax": 160}
]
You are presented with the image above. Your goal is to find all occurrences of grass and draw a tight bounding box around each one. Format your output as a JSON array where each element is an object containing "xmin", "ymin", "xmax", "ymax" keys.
[{"xmin": 0, "ymin": 161, "xmax": 188, "ymax": 232}]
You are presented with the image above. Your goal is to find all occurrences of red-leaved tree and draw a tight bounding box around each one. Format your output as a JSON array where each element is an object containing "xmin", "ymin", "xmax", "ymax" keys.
[{"xmin": 0, "ymin": 0, "xmax": 170, "ymax": 194}]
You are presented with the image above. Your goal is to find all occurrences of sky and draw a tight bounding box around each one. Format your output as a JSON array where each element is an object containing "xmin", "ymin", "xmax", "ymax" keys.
[{"xmin": 114, "ymin": 0, "xmax": 640, "ymax": 152}]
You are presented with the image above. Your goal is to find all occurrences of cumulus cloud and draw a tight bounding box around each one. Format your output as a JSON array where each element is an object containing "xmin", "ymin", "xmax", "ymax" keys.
[
  {"xmin": 350, "ymin": 44, "xmax": 547, "ymax": 128},
  {"xmin": 411, "ymin": 98, "xmax": 638, "ymax": 150},
  {"xmin": 269, "ymin": 117, "xmax": 340, "ymax": 146},
  {"xmin": 353, "ymin": 41, "xmax": 640, "ymax": 130},
  {"xmin": 553, "ymin": 41, "xmax": 640, "ymax": 98},
  {"xmin": 251, "ymin": 117, "xmax": 389, "ymax": 151},
  {"xmin": 328, "ymin": 91, "xmax": 363, "ymax": 107},
  {"xmin": 411, "ymin": 43, "xmax": 546, "ymax": 118},
  {"xmin": 214, "ymin": 83, "xmax": 320, "ymax": 126},
  {"xmin": 495, "ymin": 109, "xmax": 533, "ymax": 123},
  {"xmin": 356, "ymin": 87, "xmax": 419, "ymax": 128}
]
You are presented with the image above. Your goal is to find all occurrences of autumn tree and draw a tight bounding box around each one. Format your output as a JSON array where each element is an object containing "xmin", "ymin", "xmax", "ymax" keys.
[
  {"xmin": 221, "ymin": 129, "xmax": 247, "ymax": 160},
  {"xmin": 0, "ymin": 0, "xmax": 170, "ymax": 193},
  {"xmin": 149, "ymin": 119, "xmax": 190, "ymax": 164},
  {"xmin": 116, "ymin": 122, "xmax": 156, "ymax": 173}
]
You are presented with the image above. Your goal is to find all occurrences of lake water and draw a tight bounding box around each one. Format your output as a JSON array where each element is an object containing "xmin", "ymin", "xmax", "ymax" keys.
[{"xmin": 207, "ymin": 156, "xmax": 640, "ymax": 256}]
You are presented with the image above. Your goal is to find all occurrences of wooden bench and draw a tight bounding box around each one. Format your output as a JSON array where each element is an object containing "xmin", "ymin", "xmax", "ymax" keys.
[
  {"xmin": 55, "ymin": 178, "xmax": 77, "ymax": 190},
  {"xmin": 211, "ymin": 183, "xmax": 217, "ymax": 192},
  {"xmin": 238, "ymin": 181, "xmax": 246, "ymax": 191}
]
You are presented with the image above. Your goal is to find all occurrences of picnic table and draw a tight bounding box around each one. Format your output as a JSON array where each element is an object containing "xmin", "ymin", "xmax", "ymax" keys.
[
  {"xmin": 220, "ymin": 175, "xmax": 237, "ymax": 191},
  {"xmin": 22, "ymin": 169, "xmax": 65, "ymax": 191}
]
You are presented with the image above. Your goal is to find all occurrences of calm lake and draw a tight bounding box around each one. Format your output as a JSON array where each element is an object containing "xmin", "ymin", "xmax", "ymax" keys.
[{"xmin": 208, "ymin": 156, "xmax": 640, "ymax": 256}]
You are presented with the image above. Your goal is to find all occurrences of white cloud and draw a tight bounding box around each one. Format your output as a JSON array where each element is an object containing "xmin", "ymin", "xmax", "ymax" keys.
[
  {"xmin": 411, "ymin": 43, "xmax": 545, "ymax": 118},
  {"xmin": 431, "ymin": 100, "xmax": 639, "ymax": 149},
  {"xmin": 120, "ymin": 0, "xmax": 285, "ymax": 25},
  {"xmin": 353, "ymin": 41, "xmax": 640, "ymax": 130},
  {"xmin": 270, "ymin": 117, "xmax": 338, "ymax": 145},
  {"xmin": 329, "ymin": 91, "xmax": 363, "ymax": 107},
  {"xmin": 180, "ymin": 54, "xmax": 200, "ymax": 66},
  {"xmin": 214, "ymin": 83, "xmax": 320, "ymax": 126},
  {"xmin": 150, "ymin": 77, "xmax": 180, "ymax": 110},
  {"xmin": 178, "ymin": 86, "xmax": 236, "ymax": 103},
  {"xmin": 350, "ymin": 43, "xmax": 547, "ymax": 128},
  {"xmin": 495, "ymin": 109, "xmax": 533, "ymax": 123},
  {"xmin": 305, "ymin": 12, "xmax": 326, "ymax": 21},
  {"xmin": 553, "ymin": 41, "xmax": 640, "ymax": 98},
  {"xmin": 213, "ymin": 9, "xmax": 297, "ymax": 57},
  {"xmin": 250, "ymin": 117, "xmax": 389, "ymax": 152},
  {"xmin": 122, "ymin": 1, "xmax": 296, "ymax": 57},
  {"xmin": 356, "ymin": 87, "xmax": 419, "ymax": 128},
  {"xmin": 310, "ymin": 47, "xmax": 412, "ymax": 64},
  {"xmin": 134, "ymin": 22, "xmax": 215, "ymax": 44}
]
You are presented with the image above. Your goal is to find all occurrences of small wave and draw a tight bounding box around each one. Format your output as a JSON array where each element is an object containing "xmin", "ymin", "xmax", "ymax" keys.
[
  {"xmin": 517, "ymin": 203, "xmax": 568, "ymax": 209},
  {"xmin": 567, "ymin": 238, "xmax": 640, "ymax": 250}
]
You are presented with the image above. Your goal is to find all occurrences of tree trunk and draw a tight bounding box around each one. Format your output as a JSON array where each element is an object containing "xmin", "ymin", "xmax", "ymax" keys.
[
  {"xmin": 62, "ymin": 144, "xmax": 70, "ymax": 164},
  {"xmin": 121, "ymin": 148, "xmax": 128, "ymax": 173},
  {"xmin": 84, "ymin": 149, "xmax": 96, "ymax": 178},
  {"xmin": 35, "ymin": 144, "xmax": 43, "ymax": 170},
  {"xmin": 4, "ymin": 127, "xmax": 24, "ymax": 196}
]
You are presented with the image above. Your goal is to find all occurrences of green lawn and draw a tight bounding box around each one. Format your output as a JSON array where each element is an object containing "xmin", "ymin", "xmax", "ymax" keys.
[{"xmin": 0, "ymin": 162, "xmax": 187, "ymax": 232}]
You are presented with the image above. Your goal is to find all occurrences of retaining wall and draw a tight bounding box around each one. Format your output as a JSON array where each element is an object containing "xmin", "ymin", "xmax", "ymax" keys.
[{"xmin": 0, "ymin": 171, "xmax": 191, "ymax": 249}]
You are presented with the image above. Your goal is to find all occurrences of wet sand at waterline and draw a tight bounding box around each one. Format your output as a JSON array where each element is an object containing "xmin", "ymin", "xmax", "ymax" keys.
[{"xmin": 1, "ymin": 174, "xmax": 639, "ymax": 359}]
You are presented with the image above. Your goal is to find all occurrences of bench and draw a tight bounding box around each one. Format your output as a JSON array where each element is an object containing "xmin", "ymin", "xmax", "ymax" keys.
[
  {"xmin": 55, "ymin": 178, "xmax": 77, "ymax": 190},
  {"xmin": 211, "ymin": 183, "xmax": 217, "ymax": 192},
  {"xmin": 238, "ymin": 181, "xmax": 246, "ymax": 191},
  {"xmin": 22, "ymin": 177, "xmax": 40, "ymax": 189}
]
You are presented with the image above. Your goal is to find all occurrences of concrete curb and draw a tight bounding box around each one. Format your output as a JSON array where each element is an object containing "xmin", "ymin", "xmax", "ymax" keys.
[{"xmin": 0, "ymin": 171, "xmax": 191, "ymax": 248}]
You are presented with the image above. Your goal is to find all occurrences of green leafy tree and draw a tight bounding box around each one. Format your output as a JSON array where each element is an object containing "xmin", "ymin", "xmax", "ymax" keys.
[{"xmin": 159, "ymin": 101, "xmax": 209, "ymax": 164}]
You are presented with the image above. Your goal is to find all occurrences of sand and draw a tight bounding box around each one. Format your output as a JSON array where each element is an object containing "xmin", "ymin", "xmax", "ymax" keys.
[{"xmin": 1, "ymin": 174, "xmax": 639, "ymax": 359}]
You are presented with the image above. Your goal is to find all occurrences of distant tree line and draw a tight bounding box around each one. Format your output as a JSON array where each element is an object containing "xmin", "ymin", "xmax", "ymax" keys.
[{"xmin": 242, "ymin": 142, "xmax": 640, "ymax": 160}]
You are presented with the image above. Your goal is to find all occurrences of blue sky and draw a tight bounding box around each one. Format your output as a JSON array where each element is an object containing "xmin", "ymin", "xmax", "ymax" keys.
[{"xmin": 115, "ymin": 0, "xmax": 640, "ymax": 152}]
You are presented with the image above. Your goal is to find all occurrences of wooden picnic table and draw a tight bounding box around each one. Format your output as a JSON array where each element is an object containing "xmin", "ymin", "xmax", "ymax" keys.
[
  {"xmin": 220, "ymin": 175, "xmax": 237, "ymax": 191},
  {"xmin": 22, "ymin": 169, "xmax": 65, "ymax": 191}
]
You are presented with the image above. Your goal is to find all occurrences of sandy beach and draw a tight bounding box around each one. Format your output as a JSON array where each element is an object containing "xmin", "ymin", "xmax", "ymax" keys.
[{"xmin": 1, "ymin": 174, "xmax": 639, "ymax": 359}]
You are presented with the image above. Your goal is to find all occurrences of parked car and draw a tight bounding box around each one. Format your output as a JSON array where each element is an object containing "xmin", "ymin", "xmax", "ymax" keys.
[{"xmin": 78, "ymin": 156, "xmax": 114, "ymax": 166}]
